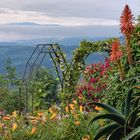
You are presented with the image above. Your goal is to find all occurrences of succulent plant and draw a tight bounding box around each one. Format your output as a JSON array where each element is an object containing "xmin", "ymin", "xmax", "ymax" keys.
[{"xmin": 87, "ymin": 89, "xmax": 140, "ymax": 140}]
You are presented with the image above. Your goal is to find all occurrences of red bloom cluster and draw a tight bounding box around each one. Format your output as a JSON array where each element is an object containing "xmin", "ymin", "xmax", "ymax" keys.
[
  {"xmin": 110, "ymin": 40, "xmax": 122, "ymax": 61},
  {"xmin": 120, "ymin": 5, "xmax": 134, "ymax": 36},
  {"xmin": 75, "ymin": 59, "xmax": 111, "ymax": 110}
]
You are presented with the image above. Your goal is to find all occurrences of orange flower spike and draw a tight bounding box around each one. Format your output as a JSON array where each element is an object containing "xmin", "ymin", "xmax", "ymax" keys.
[
  {"xmin": 110, "ymin": 40, "xmax": 125, "ymax": 80},
  {"xmin": 31, "ymin": 127, "xmax": 37, "ymax": 135},
  {"xmin": 120, "ymin": 5, "xmax": 134, "ymax": 66},
  {"xmin": 110, "ymin": 40, "xmax": 122, "ymax": 61},
  {"xmin": 120, "ymin": 5, "xmax": 134, "ymax": 36}
]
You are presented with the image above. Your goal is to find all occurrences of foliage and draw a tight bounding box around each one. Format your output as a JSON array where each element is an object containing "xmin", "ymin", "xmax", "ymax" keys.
[
  {"xmin": 0, "ymin": 106, "xmax": 99, "ymax": 140},
  {"xmin": 87, "ymin": 88, "xmax": 140, "ymax": 140},
  {"xmin": 29, "ymin": 68, "xmax": 59, "ymax": 110},
  {"xmin": 0, "ymin": 3, "xmax": 139, "ymax": 140},
  {"xmin": 0, "ymin": 58, "xmax": 23, "ymax": 113},
  {"xmin": 75, "ymin": 59, "xmax": 111, "ymax": 110},
  {"xmin": 51, "ymin": 39, "xmax": 115, "ymax": 103},
  {"xmin": 104, "ymin": 20, "xmax": 140, "ymax": 109}
]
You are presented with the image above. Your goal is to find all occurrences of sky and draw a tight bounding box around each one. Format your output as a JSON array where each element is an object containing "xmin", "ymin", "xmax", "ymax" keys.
[{"xmin": 0, "ymin": 0, "xmax": 139, "ymax": 41}]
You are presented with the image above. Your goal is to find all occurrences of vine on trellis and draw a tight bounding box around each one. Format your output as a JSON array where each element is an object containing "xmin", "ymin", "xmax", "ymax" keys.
[{"xmin": 51, "ymin": 38, "xmax": 115, "ymax": 100}]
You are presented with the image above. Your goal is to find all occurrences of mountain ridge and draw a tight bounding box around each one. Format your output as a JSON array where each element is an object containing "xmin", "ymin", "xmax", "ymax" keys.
[{"xmin": 4, "ymin": 22, "xmax": 61, "ymax": 27}]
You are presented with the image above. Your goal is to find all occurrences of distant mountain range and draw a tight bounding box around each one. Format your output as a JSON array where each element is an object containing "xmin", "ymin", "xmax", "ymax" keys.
[
  {"xmin": 0, "ymin": 36, "xmax": 109, "ymax": 75},
  {"xmin": 0, "ymin": 36, "xmax": 124, "ymax": 76},
  {"xmin": 0, "ymin": 36, "xmax": 108, "ymax": 46},
  {"xmin": 5, "ymin": 22, "xmax": 60, "ymax": 27}
]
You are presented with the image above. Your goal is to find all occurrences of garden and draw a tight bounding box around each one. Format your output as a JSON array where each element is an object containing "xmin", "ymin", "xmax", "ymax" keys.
[{"xmin": 0, "ymin": 5, "xmax": 140, "ymax": 140}]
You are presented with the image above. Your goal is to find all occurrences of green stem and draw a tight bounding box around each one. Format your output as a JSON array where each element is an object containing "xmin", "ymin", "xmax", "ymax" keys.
[
  {"xmin": 117, "ymin": 59, "xmax": 125, "ymax": 81},
  {"xmin": 125, "ymin": 36, "xmax": 133, "ymax": 67}
]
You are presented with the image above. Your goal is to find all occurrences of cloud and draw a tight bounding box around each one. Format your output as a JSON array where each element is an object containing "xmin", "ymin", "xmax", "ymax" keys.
[
  {"xmin": 0, "ymin": 8, "xmax": 119, "ymax": 26},
  {"xmin": 0, "ymin": 0, "xmax": 139, "ymax": 19},
  {"xmin": 0, "ymin": 0, "xmax": 139, "ymax": 41}
]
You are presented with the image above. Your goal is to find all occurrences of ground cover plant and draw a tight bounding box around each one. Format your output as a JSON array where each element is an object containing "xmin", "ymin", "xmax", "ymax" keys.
[{"xmin": 0, "ymin": 4, "xmax": 139, "ymax": 140}]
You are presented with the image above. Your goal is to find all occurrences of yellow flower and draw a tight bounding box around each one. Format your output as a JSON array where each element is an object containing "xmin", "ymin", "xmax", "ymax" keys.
[
  {"xmin": 12, "ymin": 123, "xmax": 17, "ymax": 131},
  {"xmin": 82, "ymin": 135, "xmax": 91, "ymax": 140},
  {"xmin": 31, "ymin": 127, "xmax": 37, "ymax": 135},
  {"xmin": 12, "ymin": 111, "xmax": 17, "ymax": 118},
  {"xmin": 95, "ymin": 106, "xmax": 102, "ymax": 111},
  {"xmin": 79, "ymin": 105, "xmax": 83, "ymax": 112},
  {"xmin": 73, "ymin": 100, "xmax": 77, "ymax": 104},
  {"xmin": 65, "ymin": 106, "xmax": 69, "ymax": 113},
  {"xmin": 50, "ymin": 113, "xmax": 57, "ymax": 119},
  {"xmin": 69, "ymin": 104, "xmax": 75, "ymax": 110},
  {"xmin": 49, "ymin": 105, "xmax": 58, "ymax": 114},
  {"xmin": 0, "ymin": 122, "xmax": 3, "ymax": 129},
  {"xmin": 74, "ymin": 121, "xmax": 80, "ymax": 126}
]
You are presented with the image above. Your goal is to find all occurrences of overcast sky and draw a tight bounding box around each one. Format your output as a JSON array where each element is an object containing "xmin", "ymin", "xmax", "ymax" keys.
[
  {"xmin": 0, "ymin": 0, "xmax": 139, "ymax": 26},
  {"xmin": 0, "ymin": 0, "xmax": 139, "ymax": 41}
]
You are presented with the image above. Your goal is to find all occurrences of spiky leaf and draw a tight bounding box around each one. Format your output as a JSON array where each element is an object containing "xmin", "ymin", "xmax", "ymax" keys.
[
  {"xmin": 123, "ymin": 126, "xmax": 140, "ymax": 140},
  {"xmin": 124, "ymin": 91, "xmax": 132, "ymax": 118},
  {"xmin": 94, "ymin": 123, "xmax": 120, "ymax": 140},
  {"xmin": 86, "ymin": 102, "xmax": 123, "ymax": 117},
  {"xmin": 133, "ymin": 117, "xmax": 140, "ymax": 128},
  {"xmin": 107, "ymin": 126, "xmax": 124, "ymax": 140},
  {"xmin": 88, "ymin": 113, "xmax": 125, "ymax": 130},
  {"xmin": 128, "ymin": 106, "xmax": 140, "ymax": 127}
]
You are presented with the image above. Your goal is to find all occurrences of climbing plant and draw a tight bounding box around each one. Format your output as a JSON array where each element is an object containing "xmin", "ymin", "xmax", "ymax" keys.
[{"xmin": 50, "ymin": 38, "xmax": 115, "ymax": 101}]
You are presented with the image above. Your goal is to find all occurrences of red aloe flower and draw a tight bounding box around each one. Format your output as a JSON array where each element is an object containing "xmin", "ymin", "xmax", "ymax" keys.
[
  {"xmin": 120, "ymin": 5, "xmax": 134, "ymax": 37},
  {"xmin": 110, "ymin": 40, "xmax": 125, "ymax": 80},
  {"xmin": 120, "ymin": 5, "xmax": 134, "ymax": 66},
  {"xmin": 110, "ymin": 40, "xmax": 122, "ymax": 61}
]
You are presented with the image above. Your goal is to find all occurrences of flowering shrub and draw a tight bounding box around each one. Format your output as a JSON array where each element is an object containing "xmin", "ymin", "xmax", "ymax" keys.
[{"xmin": 75, "ymin": 59, "xmax": 111, "ymax": 110}]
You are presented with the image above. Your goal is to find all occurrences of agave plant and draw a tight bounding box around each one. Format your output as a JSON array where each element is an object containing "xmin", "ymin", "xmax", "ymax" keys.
[{"xmin": 87, "ymin": 89, "xmax": 140, "ymax": 140}]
